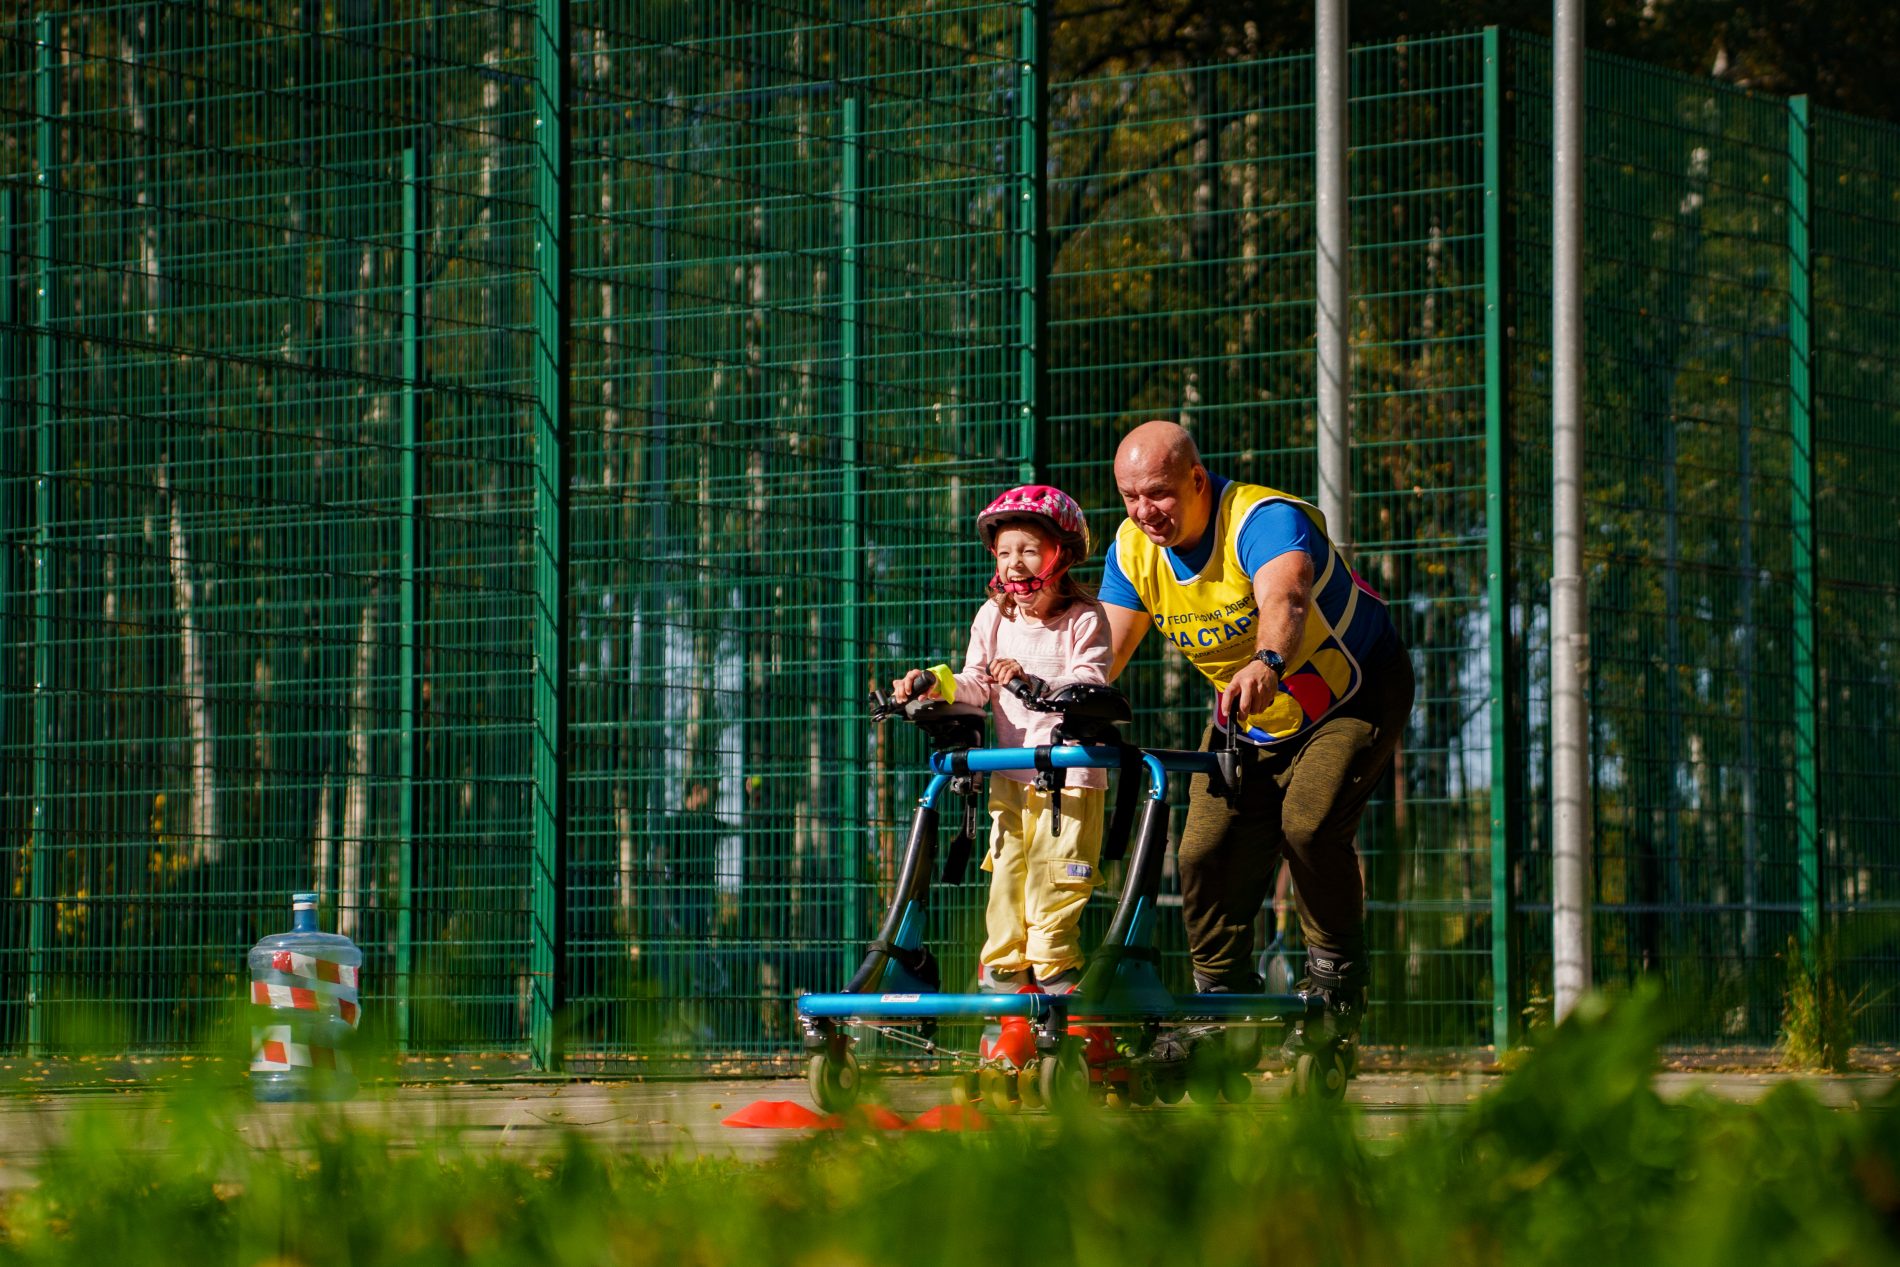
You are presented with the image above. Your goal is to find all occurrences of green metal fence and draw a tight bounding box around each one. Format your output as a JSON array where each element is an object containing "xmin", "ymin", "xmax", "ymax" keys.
[{"xmin": 2, "ymin": 10, "xmax": 1896, "ymax": 1067}]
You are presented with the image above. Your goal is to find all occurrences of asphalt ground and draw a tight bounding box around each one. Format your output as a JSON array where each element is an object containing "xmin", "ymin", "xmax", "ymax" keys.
[{"xmin": 0, "ymin": 1067, "xmax": 1893, "ymax": 1190}]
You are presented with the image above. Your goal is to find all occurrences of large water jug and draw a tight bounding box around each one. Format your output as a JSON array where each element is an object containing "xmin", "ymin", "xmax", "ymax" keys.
[{"xmin": 247, "ymin": 891, "xmax": 363, "ymax": 1101}]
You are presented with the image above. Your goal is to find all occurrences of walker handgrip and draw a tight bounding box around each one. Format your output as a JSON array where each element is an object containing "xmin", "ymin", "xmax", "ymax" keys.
[{"xmin": 1005, "ymin": 674, "xmax": 1049, "ymax": 705}]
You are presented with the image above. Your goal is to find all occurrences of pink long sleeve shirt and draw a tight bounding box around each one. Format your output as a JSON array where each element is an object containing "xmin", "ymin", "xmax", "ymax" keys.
[{"xmin": 950, "ymin": 597, "xmax": 1112, "ymax": 789}]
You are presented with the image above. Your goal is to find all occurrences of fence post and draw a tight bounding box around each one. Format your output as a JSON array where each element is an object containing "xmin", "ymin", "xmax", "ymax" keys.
[
  {"xmin": 1787, "ymin": 96, "xmax": 1821, "ymax": 959},
  {"xmin": 1, "ymin": 188, "xmax": 12, "ymax": 872},
  {"xmin": 1015, "ymin": 0, "xmax": 1046, "ymax": 483},
  {"xmin": 397, "ymin": 146, "xmax": 424, "ymax": 1051},
  {"xmin": 527, "ymin": 0, "xmax": 571, "ymax": 1073},
  {"xmin": 1315, "ymin": 0, "xmax": 1351, "ymax": 546},
  {"xmin": 1480, "ymin": 26, "xmax": 1516, "ymax": 1057},
  {"xmin": 840, "ymin": 95, "xmax": 864, "ymax": 961},
  {"xmin": 28, "ymin": 15, "xmax": 57, "ymax": 1055}
]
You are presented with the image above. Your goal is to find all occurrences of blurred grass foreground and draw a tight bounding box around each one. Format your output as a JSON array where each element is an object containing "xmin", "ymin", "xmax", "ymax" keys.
[{"xmin": 2, "ymin": 995, "xmax": 1897, "ymax": 1267}]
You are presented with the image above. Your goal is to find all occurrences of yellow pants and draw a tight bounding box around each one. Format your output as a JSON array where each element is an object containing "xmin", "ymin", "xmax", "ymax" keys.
[{"xmin": 979, "ymin": 780, "xmax": 1106, "ymax": 979}]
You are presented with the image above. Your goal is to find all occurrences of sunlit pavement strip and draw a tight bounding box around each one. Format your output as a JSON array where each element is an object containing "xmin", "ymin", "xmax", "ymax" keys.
[{"xmin": 0, "ymin": 1071, "xmax": 1890, "ymax": 1189}]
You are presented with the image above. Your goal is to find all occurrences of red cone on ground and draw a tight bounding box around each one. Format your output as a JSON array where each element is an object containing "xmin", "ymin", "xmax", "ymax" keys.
[
  {"xmin": 721, "ymin": 1100, "xmax": 831, "ymax": 1129},
  {"xmin": 909, "ymin": 1102, "xmax": 989, "ymax": 1131},
  {"xmin": 846, "ymin": 1104, "xmax": 911, "ymax": 1131}
]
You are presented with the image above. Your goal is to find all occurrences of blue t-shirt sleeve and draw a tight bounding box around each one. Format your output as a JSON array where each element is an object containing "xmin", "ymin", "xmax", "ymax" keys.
[
  {"xmin": 1234, "ymin": 500, "xmax": 1323, "ymax": 578},
  {"xmin": 1097, "ymin": 539, "xmax": 1144, "ymax": 611}
]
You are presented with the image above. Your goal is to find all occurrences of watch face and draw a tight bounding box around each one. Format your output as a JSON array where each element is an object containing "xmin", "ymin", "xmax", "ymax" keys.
[{"xmin": 1257, "ymin": 649, "xmax": 1283, "ymax": 672}]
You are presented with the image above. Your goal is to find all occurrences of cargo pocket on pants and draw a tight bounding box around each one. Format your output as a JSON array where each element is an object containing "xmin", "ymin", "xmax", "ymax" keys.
[{"xmin": 1041, "ymin": 858, "xmax": 1102, "ymax": 891}]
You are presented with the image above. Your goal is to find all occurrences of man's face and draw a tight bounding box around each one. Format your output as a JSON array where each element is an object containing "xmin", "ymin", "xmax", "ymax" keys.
[{"xmin": 1115, "ymin": 456, "xmax": 1206, "ymax": 549}]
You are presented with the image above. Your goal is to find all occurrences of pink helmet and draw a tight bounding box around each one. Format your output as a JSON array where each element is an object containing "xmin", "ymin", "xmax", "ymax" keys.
[{"xmin": 976, "ymin": 484, "xmax": 1090, "ymax": 595}]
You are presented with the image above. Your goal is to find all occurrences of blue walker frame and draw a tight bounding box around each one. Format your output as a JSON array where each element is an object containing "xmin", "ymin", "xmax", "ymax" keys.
[{"xmin": 798, "ymin": 736, "xmax": 1334, "ymax": 1111}]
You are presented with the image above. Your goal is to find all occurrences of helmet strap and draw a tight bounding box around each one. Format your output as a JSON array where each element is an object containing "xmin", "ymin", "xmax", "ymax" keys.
[{"xmin": 992, "ymin": 545, "xmax": 1066, "ymax": 596}]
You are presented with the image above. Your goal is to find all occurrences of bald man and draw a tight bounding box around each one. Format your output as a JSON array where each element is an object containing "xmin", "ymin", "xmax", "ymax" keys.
[{"xmin": 1100, "ymin": 420, "xmax": 1414, "ymax": 1057}]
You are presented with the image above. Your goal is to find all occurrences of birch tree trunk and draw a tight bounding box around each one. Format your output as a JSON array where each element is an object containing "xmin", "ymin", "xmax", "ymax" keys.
[
  {"xmin": 338, "ymin": 600, "xmax": 374, "ymax": 938},
  {"xmin": 158, "ymin": 460, "xmax": 217, "ymax": 864}
]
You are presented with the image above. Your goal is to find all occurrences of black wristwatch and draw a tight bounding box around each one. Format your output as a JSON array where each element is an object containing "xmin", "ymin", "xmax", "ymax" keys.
[{"xmin": 1253, "ymin": 648, "xmax": 1285, "ymax": 676}]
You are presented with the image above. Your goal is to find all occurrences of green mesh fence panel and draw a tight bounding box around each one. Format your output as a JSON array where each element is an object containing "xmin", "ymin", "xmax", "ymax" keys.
[
  {"xmin": 4, "ymin": 13, "xmax": 1900, "ymax": 1065},
  {"xmin": 1047, "ymin": 36, "xmax": 1495, "ymax": 1045},
  {"xmin": 559, "ymin": 3, "xmax": 1027, "ymax": 1066},
  {"xmin": 1509, "ymin": 39, "xmax": 1804, "ymax": 1043},
  {"xmin": 1810, "ymin": 108, "xmax": 1900, "ymax": 1040},
  {"xmin": 0, "ymin": 1, "xmax": 1031, "ymax": 1067}
]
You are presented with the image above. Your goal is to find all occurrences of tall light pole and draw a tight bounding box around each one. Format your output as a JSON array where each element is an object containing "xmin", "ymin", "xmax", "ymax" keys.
[
  {"xmin": 1550, "ymin": 0, "xmax": 1592, "ymax": 1021},
  {"xmin": 1315, "ymin": 0, "xmax": 1350, "ymax": 546}
]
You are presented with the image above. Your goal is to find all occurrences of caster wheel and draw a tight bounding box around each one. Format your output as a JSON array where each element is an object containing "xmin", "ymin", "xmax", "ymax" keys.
[
  {"xmin": 1220, "ymin": 1068, "xmax": 1255, "ymax": 1103},
  {"xmin": 1038, "ymin": 1037, "xmax": 1091, "ymax": 1112},
  {"xmin": 1293, "ymin": 1047, "xmax": 1349, "ymax": 1102},
  {"xmin": 951, "ymin": 1071, "xmax": 981, "ymax": 1106},
  {"xmin": 1130, "ymin": 1071, "xmax": 1158, "ymax": 1108},
  {"xmin": 808, "ymin": 1048, "xmax": 860, "ymax": 1114},
  {"xmin": 1016, "ymin": 1065, "xmax": 1045, "ymax": 1111},
  {"xmin": 979, "ymin": 1066, "xmax": 1022, "ymax": 1114}
]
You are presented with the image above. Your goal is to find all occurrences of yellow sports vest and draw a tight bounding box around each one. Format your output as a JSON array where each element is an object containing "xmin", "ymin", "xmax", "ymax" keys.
[{"xmin": 1115, "ymin": 481, "xmax": 1376, "ymax": 744}]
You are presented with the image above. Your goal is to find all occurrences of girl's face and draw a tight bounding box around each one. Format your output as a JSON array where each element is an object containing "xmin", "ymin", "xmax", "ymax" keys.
[{"xmin": 993, "ymin": 524, "xmax": 1055, "ymax": 584}]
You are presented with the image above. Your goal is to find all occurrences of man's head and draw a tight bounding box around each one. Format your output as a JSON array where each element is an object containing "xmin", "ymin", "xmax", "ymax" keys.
[{"xmin": 1113, "ymin": 420, "xmax": 1212, "ymax": 550}]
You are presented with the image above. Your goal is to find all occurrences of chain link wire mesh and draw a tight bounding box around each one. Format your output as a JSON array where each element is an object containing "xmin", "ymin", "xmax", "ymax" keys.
[{"xmin": 1, "ymin": 11, "xmax": 1896, "ymax": 1065}]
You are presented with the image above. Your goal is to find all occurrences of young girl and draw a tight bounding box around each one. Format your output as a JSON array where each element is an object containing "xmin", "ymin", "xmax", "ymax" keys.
[{"xmin": 890, "ymin": 485, "xmax": 1111, "ymax": 1069}]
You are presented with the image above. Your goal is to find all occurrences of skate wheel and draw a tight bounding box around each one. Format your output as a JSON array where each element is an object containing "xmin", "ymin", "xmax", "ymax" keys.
[
  {"xmin": 1185, "ymin": 1046, "xmax": 1224, "ymax": 1105},
  {"xmin": 951, "ymin": 1071, "xmax": 981, "ymax": 1106},
  {"xmin": 1293, "ymin": 1048, "xmax": 1348, "ymax": 1102},
  {"xmin": 1016, "ymin": 1065, "xmax": 1045, "ymax": 1111},
  {"xmin": 1103, "ymin": 1079, "xmax": 1132, "ymax": 1110},
  {"xmin": 1220, "ymin": 1068, "xmax": 1254, "ymax": 1103},
  {"xmin": 979, "ymin": 1066, "xmax": 1021, "ymax": 1114},
  {"xmin": 1038, "ymin": 1037, "xmax": 1090, "ymax": 1113},
  {"xmin": 808, "ymin": 1047, "xmax": 860, "ymax": 1114},
  {"xmin": 1154, "ymin": 1071, "xmax": 1187, "ymax": 1105},
  {"xmin": 1130, "ymin": 1071, "xmax": 1158, "ymax": 1108}
]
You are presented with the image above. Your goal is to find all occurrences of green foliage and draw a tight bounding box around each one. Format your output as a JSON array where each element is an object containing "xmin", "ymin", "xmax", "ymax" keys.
[
  {"xmin": 1779, "ymin": 934, "xmax": 1861, "ymax": 1073},
  {"xmin": 3, "ymin": 993, "xmax": 1898, "ymax": 1267}
]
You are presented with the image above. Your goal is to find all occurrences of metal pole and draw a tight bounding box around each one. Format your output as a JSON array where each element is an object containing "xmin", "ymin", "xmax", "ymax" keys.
[
  {"xmin": 840, "ymin": 96, "xmax": 864, "ymax": 963},
  {"xmin": 1480, "ymin": 27, "xmax": 1515, "ymax": 1056},
  {"xmin": 1550, "ymin": 0, "xmax": 1591, "ymax": 1021},
  {"xmin": 1315, "ymin": 0, "xmax": 1350, "ymax": 546},
  {"xmin": 527, "ymin": 0, "xmax": 571, "ymax": 1072},
  {"xmin": 28, "ymin": 16, "xmax": 57, "ymax": 1054},
  {"xmin": 1787, "ymin": 96, "xmax": 1821, "ymax": 958},
  {"xmin": 397, "ymin": 147, "xmax": 422, "ymax": 1051},
  {"xmin": 1015, "ymin": 0, "xmax": 1046, "ymax": 484}
]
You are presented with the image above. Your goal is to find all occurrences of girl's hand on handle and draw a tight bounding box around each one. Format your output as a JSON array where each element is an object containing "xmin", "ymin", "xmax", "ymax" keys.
[
  {"xmin": 988, "ymin": 657, "xmax": 1024, "ymax": 686},
  {"xmin": 889, "ymin": 669, "xmax": 935, "ymax": 703}
]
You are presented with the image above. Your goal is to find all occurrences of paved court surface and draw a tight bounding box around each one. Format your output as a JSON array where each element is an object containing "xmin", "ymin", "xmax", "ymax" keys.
[{"xmin": 0, "ymin": 1068, "xmax": 1891, "ymax": 1189}]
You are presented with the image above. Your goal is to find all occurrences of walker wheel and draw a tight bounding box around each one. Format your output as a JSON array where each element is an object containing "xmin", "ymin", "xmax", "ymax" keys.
[
  {"xmin": 1130, "ymin": 1070, "xmax": 1158, "ymax": 1107},
  {"xmin": 1016, "ymin": 1065, "xmax": 1045, "ymax": 1111},
  {"xmin": 1292, "ymin": 1047, "xmax": 1348, "ymax": 1102},
  {"xmin": 979, "ymin": 1066, "xmax": 1022, "ymax": 1114},
  {"xmin": 808, "ymin": 1048, "xmax": 860, "ymax": 1114},
  {"xmin": 1038, "ymin": 1037, "xmax": 1091, "ymax": 1112}
]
